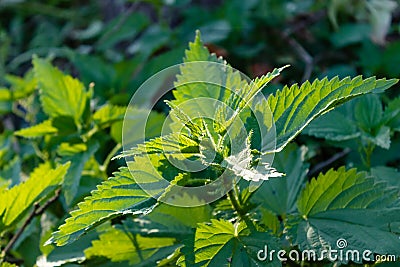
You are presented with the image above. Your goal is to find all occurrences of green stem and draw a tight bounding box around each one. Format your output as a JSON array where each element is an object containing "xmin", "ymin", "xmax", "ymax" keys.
[
  {"xmin": 364, "ymin": 142, "xmax": 375, "ymax": 169},
  {"xmin": 357, "ymin": 139, "xmax": 375, "ymax": 169},
  {"xmin": 228, "ymin": 185, "xmax": 256, "ymax": 232},
  {"xmin": 100, "ymin": 143, "xmax": 122, "ymax": 174},
  {"xmin": 31, "ymin": 142, "xmax": 47, "ymax": 161},
  {"xmin": 183, "ymin": 179, "xmax": 212, "ymax": 186},
  {"xmin": 82, "ymin": 125, "xmax": 98, "ymax": 142}
]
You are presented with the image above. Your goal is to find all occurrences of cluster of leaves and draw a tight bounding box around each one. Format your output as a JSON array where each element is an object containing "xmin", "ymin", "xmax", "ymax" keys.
[
  {"xmin": 0, "ymin": 50, "xmax": 164, "ymax": 266},
  {"xmin": 1, "ymin": 31, "xmax": 399, "ymax": 266}
]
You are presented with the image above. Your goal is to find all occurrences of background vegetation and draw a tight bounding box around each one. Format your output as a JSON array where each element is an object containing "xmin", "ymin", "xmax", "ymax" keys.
[{"xmin": 1, "ymin": 0, "xmax": 400, "ymax": 266}]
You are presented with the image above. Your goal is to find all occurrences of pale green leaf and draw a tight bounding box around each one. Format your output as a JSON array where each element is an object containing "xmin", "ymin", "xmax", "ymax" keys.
[
  {"xmin": 57, "ymin": 143, "xmax": 87, "ymax": 157},
  {"xmin": 146, "ymin": 193, "xmax": 211, "ymax": 229},
  {"xmin": 117, "ymin": 107, "xmax": 166, "ymax": 145},
  {"xmin": 0, "ymin": 162, "xmax": 69, "ymax": 230},
  {"xmin": 257, "ymin": 207, "xmax": 281, "ymax": 235},
  {"xmin": 268, "ymin": 76, "xmax": 398, "ymax": 152},
  {"xmin": 0, "ymin": 88, "xmax": 11, "ymax": 101},
  {"xmin": 118, "ymin": 133, "xmax": 199, "ymax": 162},
  {"xmin": 0, "ymin": 262, "xmax": 17, "ymax": 267},
  {"xmin": 14, "ymin": 119, "xmax": 58, "ymax": 138},
  {"xmin": 48, "ymin": 164, "xmax": 161, "ymax": 246},
  {"xmin": 221, "ymin": 133, "xmax": 283, "ymax": 182},
  {"xmin": 5, "ymin": 70, "xmax": 37, "ymax": 100},
  {"xmin": 183, "ymin": 30, "xmax": 222, "ymax": 63},
  {"xmin": 93, "ymin": 104, "xmax": 126, "ymax": 128},
  {"xmin": 37, "ymin": 231, "xmax": 98, "ymax": 267},
  {"xmin": 171, "ymin": 32, "xmax": 237, "ymax": 125},
  {"xmin": 129, "ymin": 193, "xmax": 212, "ymax": 239},
  {"xmin": 194, "ymin": 219, "xmax": 281, "ymax": 267},
  {"xmin": 33, "ymin": 57, "xmax": 87, "ymax": 124},
  {"xmin": 166, "ymin": 101, "xmax": 203, "ymax": 139},
  {"xmin": 84, "ymin": 223, "xmax": 180, "ymax": 266}
]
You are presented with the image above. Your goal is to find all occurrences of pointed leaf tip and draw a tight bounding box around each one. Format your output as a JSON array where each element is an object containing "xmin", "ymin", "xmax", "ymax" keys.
[{"xmin": 195, "ymin": 29, "xmax": 201, "ymax": 41}]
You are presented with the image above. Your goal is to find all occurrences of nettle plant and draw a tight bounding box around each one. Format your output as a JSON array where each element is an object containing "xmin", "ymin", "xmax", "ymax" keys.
[{"xmin": 1, "ymin": 32, "xmax": 400, "ymax": 266}]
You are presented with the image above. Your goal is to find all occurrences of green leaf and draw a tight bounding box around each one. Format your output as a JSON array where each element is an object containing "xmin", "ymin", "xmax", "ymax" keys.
[
  {"xmin": 59, "ymin": 141, "xmax": 99, "ymax": 206},
  {"xmin": 37, "ymin": 230, "xmax": 98, "ymax": 266},
  {"xmin": 171, "ymin": 31, "xmax": 284, "ymax": 137},
  {"xmin": 84, "ymin": 223, "xmax": 180, "ymax": 266},
  {"xmin": 116, "ymin": 107, "xmax": 166, "ymax": 145},
  {"xmin": 330, "ymin": 23, "xmax": 370, "ymax": 48},
  {"xmin": 127, "ymin": 24, "xmax": 171, "ymax": 59},
  {"xmin": 0, "ymin": 156, "xmax": 21, "ymax": 188},
  {"xmin": 0, "ymin": 88, "xmax": 11, "ymax": 101},
  {"xmin": 303, "ymin": 110, "xmax": 360, "ymax": 141},
  {"xmin": 147, "ymin": 193, "xmax": 211, "ymax": 229},
  {"xmin": 365, "ymin": 125, "xmax": 391, "ymax": 149},
  {"xmin": 383, "ymin": 96, "xmax": 400, "ymax": 132},
  {"xmin": 305, "ymin": 95, "xmax": 393, "ymax": 149},
  {"xmin": 33, "ymin": 57, "xmax": 88, "ymax": 124},
  {"xmin": 4, "ymin": 70, "xmax": 37, "ymax": 100},
  {"xmin": 14, "ymin": 119, "xmax": 58, "ymax": 138},
  {"xmin": 48, "ymin": 165, "xmax": 159, "ymax": 246},
  {"xmin": 0, "ymin": 100, "xmax": 11, "ymax": 115},
  {"xmin": 166, "ymin": 101, "xmax": 204, "ymax": 139},
  {"xmin": 293, "ymin": 167, "xmax": 400, "ymax": 261},
  {"xmin": 183, "ymin": 30, "xmax": 221, "ymax": 63},
  {"xmin": 93, "ymin": 104, "xmax": 126, "ymax": 128},
  {"xmin": 257, "ymin": 207, "xmax": 281, "ymax": 235},
  {"xmin": 0, "ymin": 263, "xmax": 17, "ymax": 267},
  {"xmin": 57, "ymin": 143, "xmax": 87, "ymax": 157},
  {"xmin": 354, "ymin": 94, "xmax": 383, "ymax": 131},
  {"xmin": 0, "ymin": 162, "xmax": 69, "ymax": 230},
  {"xmin": 171, "ymin": 32, "xmax": 236, "ymax": 119},
  {"xmin": 120, "ymin": 132, "xmax": 199, "ymax": 159},
  {"xmin": 268, "ymin": 76, "xmax": 398, "ymax": 152},
  {"xmin": 371, "ymin": 166, "xmax": 400, "ymax": 191},
  {"xmin": 194, "ymin": 219, "xmax": 281, "ymax": 266},
  {"xmin": 96, "ymin": 13, "xmax": 149, "ymax": 51},
  {"xmin": 298, "ymin": 167, "xmax": 398, "ymax": 215},
  {"xmin": 129, "ymin": 193, "xmax": 212, "ymax": 239}
]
